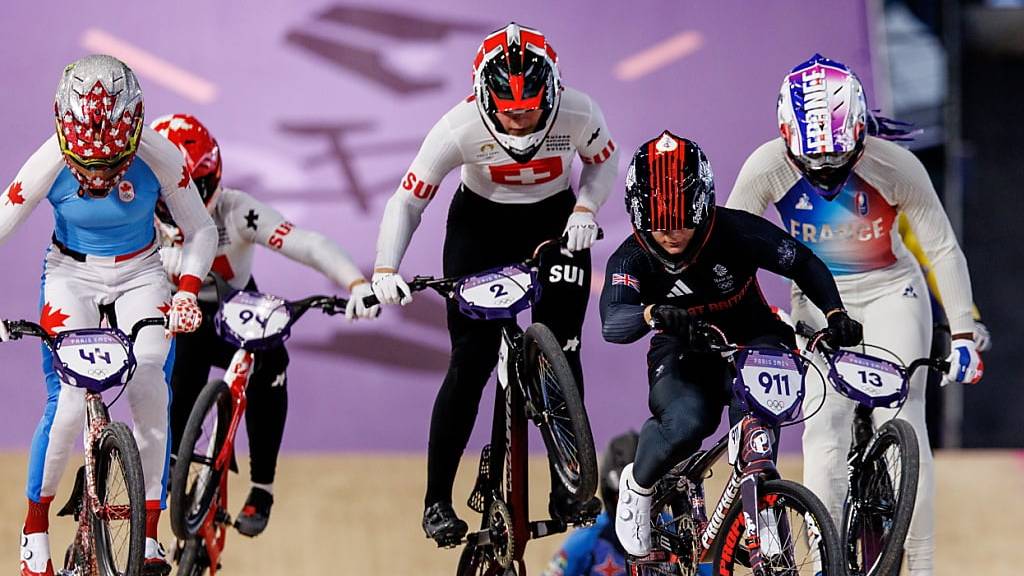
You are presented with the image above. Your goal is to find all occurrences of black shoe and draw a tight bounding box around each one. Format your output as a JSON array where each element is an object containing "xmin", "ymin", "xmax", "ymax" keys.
[
  {"xmin": 549, "ymin": 493, "xmax": 601, "ymax": 526},
  {"xmin": 422, "ymin": 502, "xmax": 468, "ymax": 547},
  {"xmin": 235, "ymin": 487, "xmax": 274, "ymax": 537}
]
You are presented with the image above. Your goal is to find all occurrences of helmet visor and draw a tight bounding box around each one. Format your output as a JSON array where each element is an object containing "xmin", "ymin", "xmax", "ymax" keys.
[{"xmin": 794, "ymin": 148, "xmax": 859, "ymax": 172}]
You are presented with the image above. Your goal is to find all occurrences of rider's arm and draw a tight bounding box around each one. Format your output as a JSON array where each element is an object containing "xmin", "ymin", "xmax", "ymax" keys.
[
  {"xmin": 729, "ymin": 208, "xmax": 845, "ymax": 315},
  {"xmin": 725, "ymin": 139, "xmax": 795, "ymax": 215},
  {"xmin": 140, "ymin": 126, "xmax": 217, "ymax": 294},
  {"xmin": 600, "ymin": 240, "xmax": 651, "ymax": 344},
  {"xmin": 228, "ymin": 189, "xmax": 367, "ymax": 290},
  {"xmin": 0, "ymin": 135, "xmax": 64, "ymax": 246},
  {"xmin": 881, "ymin": 140, "xmax": 975, "ymax": 336},
  {"xmin": 373, "ymin": 113, "xmax": 464, "ymax": 272},
  {"xmin": 573, "ymin": 96, "xmax": 618, "ymax": 214}
]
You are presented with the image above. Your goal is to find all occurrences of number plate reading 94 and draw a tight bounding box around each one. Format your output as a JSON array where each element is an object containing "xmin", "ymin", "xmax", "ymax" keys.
[
  {"xmin": 737, "ymin": 349, "xmax": 805, "ymax": 420},
  {"xmin": 222, "ymin": 292, "xmax": 291, "ymax": 344},
  {"xmin": 58, "ymin": 333, "xmax": 129, "ymax": 381}
]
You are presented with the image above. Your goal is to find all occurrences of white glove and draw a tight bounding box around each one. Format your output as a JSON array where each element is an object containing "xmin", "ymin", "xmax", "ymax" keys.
[
  {"xmin": 345, "ymin": 281, "xmax": 381, "ymax": 321},
  {"xmin": 159, "ymin": 246, "xmax": 182, "ymax": 283},
  {"xmin": 371, "ymin": 271, "xmax": 412, "ymax": 306},
  {"xmin": 973, "ymin": 320, "xmax": 992, "ymax": 353},
  {"xmin": 944, "ymin": 337, "xmax": 984, "ymax": 385},
  {"xmin": 563, "ymin": 210, "xmax": 599, "ymax": 252},
  {"xmin": 167, "ymin": 291, "xmax": 203, "ymax": 334},
  {"xmin": 0, "ymin": 320, "xmax": 10, "ymax": 343}
]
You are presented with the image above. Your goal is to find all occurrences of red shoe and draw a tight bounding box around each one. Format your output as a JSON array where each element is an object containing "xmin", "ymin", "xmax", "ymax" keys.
[{"xmin": 19, "ymin": 532, "xmax": 54, "ymax": 576}]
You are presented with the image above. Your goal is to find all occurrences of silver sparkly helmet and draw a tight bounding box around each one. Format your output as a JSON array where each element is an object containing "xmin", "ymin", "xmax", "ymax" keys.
[{"xmin": 55, "ymin": 54, "xmax": 145, "ymax": 194}]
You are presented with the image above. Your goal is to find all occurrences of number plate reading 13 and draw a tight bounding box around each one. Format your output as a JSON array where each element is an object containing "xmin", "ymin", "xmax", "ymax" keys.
[
  {"xmin": 736, "ymin": 348, "xmax": 805, "ymax": 421},
  {"xmin": 222, "ymin": 292, "xmax": 291, "ymax": 344},
  {"xmin": 831, "ymin": 350, "xmax": 905, "ymax": 404},
  {"xmin": 58, "ymin": 332, "xmax": 130, "ymax": 381}
]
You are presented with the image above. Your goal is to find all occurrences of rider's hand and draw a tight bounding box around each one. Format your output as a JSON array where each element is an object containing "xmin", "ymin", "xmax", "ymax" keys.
[
  {"xmin": 563, "ymin": 209, "xmax": 599, "ymax": 252},
  {"xmin": 973, "ymin": 319, "xmax": 992, "ymax": 353},
  {"xmin": 0, "ymin": 320, "xmax": 10, "ymax": 343},
  {"xmin": 825, "ymin": 309, "xmax": 862, "ymax": 348},
  {"xmin": 345, "ymin": 280, "xmax": 380, "ymax": 321},
  {"xmin": 649, "ymin": 304, "xmax": 691, "ymax": 336},
  {"xmin": 945, "ymin": 338, "xmax": 984, "ymax": 385},
  {"xmin": 371, "ymin": 270, "xmax": 412, "ymax": 306},
  {"xmin": 167, "ymin": 291, "xmax": 203, "ymax": 334}
]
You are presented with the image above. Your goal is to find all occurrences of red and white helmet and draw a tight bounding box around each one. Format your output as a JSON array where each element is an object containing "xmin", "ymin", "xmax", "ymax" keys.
[
  {"xmin": 150, "ymin": 113, "xmax": 222, "ymax": 206},
  {"xmin": 55, "ymin": 54, "xmax": 145, "ymax": 196},
  {"xmin": 472, "ymin": 23, "xmax": 562, "ymax": 163}
]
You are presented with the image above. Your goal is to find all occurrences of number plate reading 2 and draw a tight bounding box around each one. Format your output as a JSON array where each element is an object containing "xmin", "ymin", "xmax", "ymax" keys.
[
  {"xmin": 221, "ymin": 292, "xmax": 292, "ymax": 346},
  {"xmin": 734, "ymin": 348, "xmax": 806, "ymax": 425},
  {"xmin": 455, "ymin": 264, "xmax": 536, "ymax": 320},
  {"xmin": 830, "ymin": 350, "xmax": 907, "ymax": 408},
  {"xmin": 56, "ymin": 331, "xmax": 131, "ymax": 389}
]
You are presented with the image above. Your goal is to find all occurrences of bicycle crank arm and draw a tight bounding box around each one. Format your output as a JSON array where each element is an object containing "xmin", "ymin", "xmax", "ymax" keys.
[{"xmin": 530, "ymin": 519, "xmax": 569, "ymax": 539}]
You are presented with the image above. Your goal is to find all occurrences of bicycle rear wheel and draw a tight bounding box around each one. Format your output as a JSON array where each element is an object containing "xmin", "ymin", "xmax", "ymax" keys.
[
  {"xmin": 523, "ymin": 323, "xmax": 597, "ymax": 501},
  {"xmin": 176, "ymin": 539, "xmax": 208, "ymax": 576},
  {"xmin": 456, "ymin": 541, "xmax": 519, "ymax": 576},
  {"xmin": 91, "ymin": 421, "xmax": 147, "ymax": 576},
  {"xmin": 842, "ymin": 418, "xmax": 919, "ymax": 576},
  {"xmin": 712, "ymin": 479, "xmax": 844, "ymax": 576},
  {"xmin": 170, "ymin": 379, "xmax": 233, "ymax": 540}
]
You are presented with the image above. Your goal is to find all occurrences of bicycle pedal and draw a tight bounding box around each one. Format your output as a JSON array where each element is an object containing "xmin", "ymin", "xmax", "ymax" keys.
[
  {"xmin": 432, "ymin": 534, "xmax": 463, "ymax": 549},
  {"xmin": 467, "ymin": 444, "xmax": 492, "ymax": 514}
]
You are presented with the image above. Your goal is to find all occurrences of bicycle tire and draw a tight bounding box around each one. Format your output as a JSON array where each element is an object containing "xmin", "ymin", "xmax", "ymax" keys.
[
  {"xmin": 456, "ymin": 541, "xmax": 516, "ymax": 576},
  {"xmin": 91, "ymin": 421, "xmax": 147, "ymax": 576},
  {"xmin": 712, "ymin": 479, "xmax": 845, "ymax": 576},
  {"xmin": 842, "ymin": 418, "xmax": 919, "ymax": 576},
  {"xmin": 176, "ymin": 539, "xmax": 208, "ymax": 576},
  {"xmin": 523, "ymin": 322, "xmax": 598, "ymax": 501},
  {"xmin": 170, "ymin": 379, "xmax": 233, "ymax": 540}
]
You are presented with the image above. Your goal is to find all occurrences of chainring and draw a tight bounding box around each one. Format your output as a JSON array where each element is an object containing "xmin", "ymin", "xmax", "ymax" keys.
[{"xmin": 487, "ymin": 499, "xmax": 515, "ymax": 570}]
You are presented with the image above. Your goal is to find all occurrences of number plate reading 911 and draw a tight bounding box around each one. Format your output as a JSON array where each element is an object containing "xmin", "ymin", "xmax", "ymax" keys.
[
  {"xmin": 736, "ymin": 348, "xmax": 805, "ymax": 422},
  {"xmin": 58, "ymin": 332, "xmax": 130, "ymax": 382}
]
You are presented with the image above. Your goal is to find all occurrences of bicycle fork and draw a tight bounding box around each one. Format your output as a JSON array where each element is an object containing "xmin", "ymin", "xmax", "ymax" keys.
[{"xmin": 736, "ymin": 417, "xmax": 793, "ymax": 575}]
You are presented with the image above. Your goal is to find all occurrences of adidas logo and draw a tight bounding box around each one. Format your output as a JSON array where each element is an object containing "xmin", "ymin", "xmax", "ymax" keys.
[{"xmin": 667, "ymin": 279, "xmax": 693, "ymax": 297}]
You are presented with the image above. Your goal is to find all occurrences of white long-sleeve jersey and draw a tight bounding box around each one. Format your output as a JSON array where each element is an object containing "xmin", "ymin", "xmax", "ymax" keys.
[
  {"xmin": 374, "ymin": 86, "xmax": 619, "ymax": 270},
  {"xmin": 1, "ymin": 126, "xmax": 216, "ymax": 290},
  {"xmin": 159, "ymin": 187, "xmax": 366, "ymax": 303},
  {"xmin": 726, "ymin": 135, "xmax": 975, "ymax": 334}
]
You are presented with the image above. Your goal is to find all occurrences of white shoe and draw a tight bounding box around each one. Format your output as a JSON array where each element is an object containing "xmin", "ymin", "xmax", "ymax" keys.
[
  {"xmin": 20, "ymin": 532, "xmax": 54, "ymax": 576},
  {"xmin": 615, "ymin": 463, "xmax": 653, "ymax": 557}
]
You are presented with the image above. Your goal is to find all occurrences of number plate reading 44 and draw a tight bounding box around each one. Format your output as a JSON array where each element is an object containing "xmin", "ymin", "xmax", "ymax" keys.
[
  {"xmin": 830, "ymin": 350, "xmax": 906, "ymax": 407},
  {"xmin": 58, "ymin": 332, "xmax": 130, "ymax": 382},
  {"xmin": 735, "ymin": 348, "xmax": 805, "ymax": 424},
  {"xmin": 222, "ymin": 292, "xmax": 291, "ymax": 344}
]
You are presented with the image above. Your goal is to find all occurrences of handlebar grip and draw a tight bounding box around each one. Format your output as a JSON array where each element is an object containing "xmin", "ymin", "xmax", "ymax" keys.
[
  {"xmin": 362, "ymin": 294, "xmax": 380, "ymax": 308},
  {"xmin": 795, "ymin": 321, "xmax": 818, "ymax": 339}
]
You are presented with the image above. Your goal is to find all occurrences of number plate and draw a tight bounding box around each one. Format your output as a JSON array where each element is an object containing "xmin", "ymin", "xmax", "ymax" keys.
[
  {"xmin": 221, "ymin": 291, "xmax": 292, "ymax": 345},
  {"xmin": 734, "ymin": 348, "xmax": 806, "ymax": 424},
  {"xmin": 454, "ymin": 264, "xmax": 536, "ymax": 320},
  {"xmin": 829, "ymin": 350, "xmax": 907, "ymax": 408},
  {"xmin": 55, "ymin": 331, "xmax": 131, "ymax": 386}
]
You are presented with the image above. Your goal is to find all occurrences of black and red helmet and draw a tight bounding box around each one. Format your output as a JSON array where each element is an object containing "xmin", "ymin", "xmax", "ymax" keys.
[
  {"xmin": 625, "ymin": 131, "xmax": 716, "ymax": 271},
  {"xmin": 472, "ymin": 22, "xmax": 562, "ymax": 163}
]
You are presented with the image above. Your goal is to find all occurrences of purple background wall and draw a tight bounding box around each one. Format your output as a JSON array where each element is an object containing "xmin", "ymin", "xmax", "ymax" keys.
[{"xmin": 0, "ymin": 1, "xmax": 874, "ymax": 452}]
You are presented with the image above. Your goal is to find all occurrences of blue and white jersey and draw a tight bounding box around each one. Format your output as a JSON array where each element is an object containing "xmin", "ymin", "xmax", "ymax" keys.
[
  {"xmin": 0, "ymin": 126, "xmax": 216, "ymax": 282},
  {"xmin": 726, "ymin": 135, "xmax": 976, "ymax": 335}
]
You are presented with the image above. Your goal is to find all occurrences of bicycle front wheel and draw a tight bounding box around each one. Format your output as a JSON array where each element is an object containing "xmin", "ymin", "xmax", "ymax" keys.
[
  {"xmin": 712, "ymin": 479, "xmax": 844, "ymax": 576},
  {"xmin": 170, "ymin": 379, "xmax": 233, "ymax": 540},
  {"xmin": 523, "ymin": 323, "xmax": 597, "ymax": 501},
  {"xmin": 176, "ymin": 539, "xmax": 208, "ymax": 576},
  {"xmin": 456, "ymin": 541, "xmax": 519, "ymax": 576},
  {"xmin": 91, "ymin": 421, "xmax": 147, "ymax": 576},
  {"xmin": 842, "ymin": 418, "xmax": 919, "ymax": 576}
]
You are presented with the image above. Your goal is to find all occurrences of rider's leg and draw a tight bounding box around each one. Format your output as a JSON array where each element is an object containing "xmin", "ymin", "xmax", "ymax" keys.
[
  {"xmin": 166, "ymin": 299, "xmax": 220, "ymax": 462},
  {"xmin": 237, "ymin": 342, "xmax": 289, "ymax": 536},
  {"xmin": 111, "ymin": 254, "xmax": 173, "ymax": 549},
  {"xmin": 532, "ymin": 244, "xmax": 592, "ymax": 390},
  {"xmin": 863, "ymin": 273, "xmax": 934, "ymax": 576},
  {"xmin": 793, "ymin": 292, "xmax": 857, "ymax": 528}
]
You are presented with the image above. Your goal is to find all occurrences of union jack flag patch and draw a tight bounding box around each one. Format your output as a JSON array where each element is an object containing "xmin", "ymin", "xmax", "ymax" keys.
[{"xmin": 612, "ymin": 273, "xmax": 641, "ymax": 292}]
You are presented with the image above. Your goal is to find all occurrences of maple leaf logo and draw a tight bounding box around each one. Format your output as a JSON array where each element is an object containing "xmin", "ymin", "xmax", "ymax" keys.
[
  {"xmin": 178, "ymin": 166, "xmax": 190, "ymax": 189},
  {"xmin": 39, "ymin": 303, "xmax": 70, "ymax": 336},
  {"xmin": 158, "ymin": 301, "xmax": 171, "ymax": 315},
  {"xmin": 4, "ymin": 181, "xmax": 25, "ymax": 206}
]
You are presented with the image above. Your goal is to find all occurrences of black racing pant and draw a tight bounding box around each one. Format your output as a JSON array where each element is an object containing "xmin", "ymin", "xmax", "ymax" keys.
[
  {"xmin": 169, "ymin": 278, "xmax": 290, "ymax": 486},
  {"xmin": 632, "ymin": 332, "xmax": 793, "ymax": 488},
  {"xmin": 425, "ymin": 186, "xmax": 591, "ymax": 506}
]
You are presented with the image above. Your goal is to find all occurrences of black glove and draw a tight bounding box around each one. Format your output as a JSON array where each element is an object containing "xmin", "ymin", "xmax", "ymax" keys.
[
  {"xmin": 825, "ymin": 310, "xmax": 863, "ymax": 348},
  {"xmin": 650, "ymin": 305, "xmax": 691, "ymax": 337}
]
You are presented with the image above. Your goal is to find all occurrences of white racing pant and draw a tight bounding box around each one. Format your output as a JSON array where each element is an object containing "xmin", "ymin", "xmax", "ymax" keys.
[
  {"xmin": 793, "ymin": 265, "xmax": 934, "ymax": 575},
  {"xmin": 27, "ymin": 245, "xmax": 173, "ymax": 510}
]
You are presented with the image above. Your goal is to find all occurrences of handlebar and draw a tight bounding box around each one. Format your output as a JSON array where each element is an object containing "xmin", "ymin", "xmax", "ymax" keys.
[
  {"xmin": 795, "ymin": 320, "xmax": 950, "ymax": 378},
  {"xmin": 3, "ymin": 316, "xmax": 167, "ymax": 347},
  {"xmin": 360, "ymin": 232, "xmax": 603, "ymax": 309}
]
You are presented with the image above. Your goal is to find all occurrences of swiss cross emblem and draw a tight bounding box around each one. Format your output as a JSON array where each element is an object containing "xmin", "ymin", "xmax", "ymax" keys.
[
  {"xmin": 118, "ymin": 180, "xmax": 135, "ymax": 202},
  {"xmin": 488, "ymin": 156, "xmax": 563, "ymax": 185}
]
